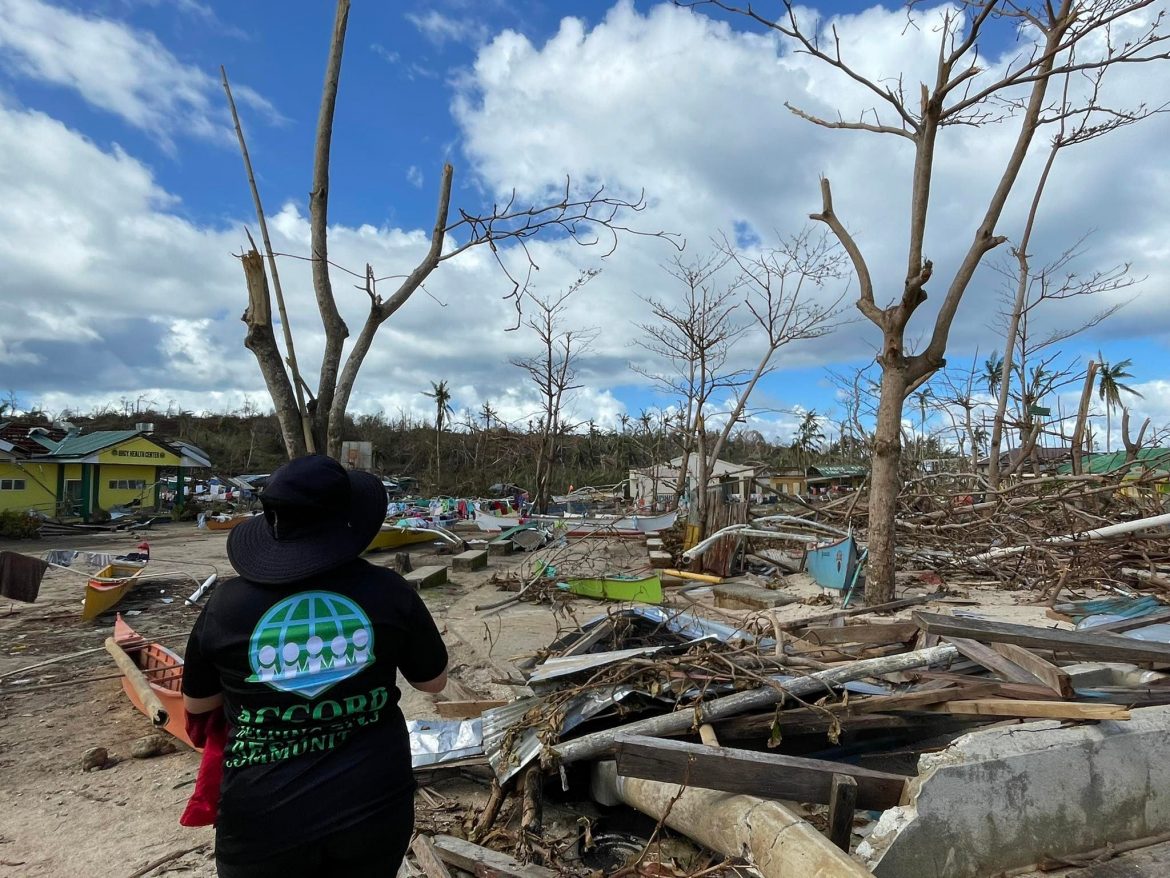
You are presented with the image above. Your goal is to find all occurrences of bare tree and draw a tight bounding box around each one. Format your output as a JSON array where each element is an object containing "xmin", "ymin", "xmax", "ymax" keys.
[
  {"xmin": 232, "ymin": 0, "xmax": 677, "ymax": 460},
  {"xmin": 632, "ymin": 254, "xmax": 747, "ymax": 513},
  {"xmin": 511, "ymin": 271, "xmax": 600, "ymax": 513},
  {"xmin": 700, "ymin": 0, "xmax": 1170, "ymax": 601}
]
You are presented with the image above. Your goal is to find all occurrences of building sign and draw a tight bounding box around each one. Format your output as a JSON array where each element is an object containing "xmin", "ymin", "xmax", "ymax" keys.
[{"xmin": 97, "ymin": 437, "xmax": 180, "ymax": 466}]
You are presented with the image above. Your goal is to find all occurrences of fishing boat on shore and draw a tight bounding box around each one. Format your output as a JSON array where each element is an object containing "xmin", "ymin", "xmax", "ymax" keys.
[
  {"xmin": 560, "ymin": 574, "xmax": 663, "ymax": 604},
  {"xmin": 474, "ymin": 502, "xmax": 676, "ymax": 535},
  {"xmin": 112, "ymin": 614, "xmax": 194, "ymax": 748},
  {"xmin": 365, "ymin": 521, "xmax": 463, "ymax": 553},
  {"xmin": 82, "ymin": 547, "xmax": 150, "ymax": 621},
  {"xmin": 204, "ymin": 513, "xmax": 258, "ymax": 532}
]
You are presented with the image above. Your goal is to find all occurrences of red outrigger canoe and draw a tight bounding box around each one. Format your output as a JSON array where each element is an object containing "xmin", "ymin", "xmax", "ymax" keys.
[{"xmin": 113, "ymin": 614, "xmax": 196, "ymax": 749}]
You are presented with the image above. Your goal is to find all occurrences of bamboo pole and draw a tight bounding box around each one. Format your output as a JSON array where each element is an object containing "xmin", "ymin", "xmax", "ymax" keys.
[{"xmin": 104, "ymin": 637, "xmax": 168, "ymax": 726}]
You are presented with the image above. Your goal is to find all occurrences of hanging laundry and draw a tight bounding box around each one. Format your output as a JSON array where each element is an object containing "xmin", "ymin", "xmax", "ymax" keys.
[{"xmin": 0, "ymin": 551, "xmax": 49, "ymax": 603}]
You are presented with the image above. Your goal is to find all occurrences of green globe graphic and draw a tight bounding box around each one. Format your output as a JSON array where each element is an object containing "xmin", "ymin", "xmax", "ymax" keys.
[{"xmin": 247, "ymin": 591, "xmax": 375, "ymax": 698}]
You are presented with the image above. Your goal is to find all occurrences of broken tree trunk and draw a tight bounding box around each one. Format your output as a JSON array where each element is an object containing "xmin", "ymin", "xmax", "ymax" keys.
[{"xmin": 550, "ymin": 644, "xmax": 958, "ymax": 766}]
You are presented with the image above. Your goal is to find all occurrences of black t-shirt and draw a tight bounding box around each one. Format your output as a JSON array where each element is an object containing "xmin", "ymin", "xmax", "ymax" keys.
[{"xmin": 181, "ymin": 558, "xmax": 448, "ymax": 860}]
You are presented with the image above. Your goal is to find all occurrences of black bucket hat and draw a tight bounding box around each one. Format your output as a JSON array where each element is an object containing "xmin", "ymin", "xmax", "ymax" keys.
[{"xmin": 227, "ymin": 455, "xmax": 387, "ymax": 585}]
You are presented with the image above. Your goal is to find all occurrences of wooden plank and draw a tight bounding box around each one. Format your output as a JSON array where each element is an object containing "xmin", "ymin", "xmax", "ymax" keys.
[
  {"xmin": 914, "ymin": 611, "xmax": 1170, "ymax": 664},
  {"xmin": 924, "ymin": 699, "xmax": 1130, "ymax": 721},
  {"xmin": 561, "ymin": 619, "xmax": 616, "ymax": 657},
  {"xmin": 827, "ymin": 774, "xmax": 857, "ymax": 852},
  {"xmin": 911, "ymin": 671, "xmax": 1063, "ymax": 701},
  {"xmin": 802, "ymin": 622, "xmax": 920, "ymax": 646},
  {"xmin": 434, "ymin": 699, "xmax": 508, "ymax": 719},
  {"xmin": 990, "ymin": 642, "xmax": 1074, "ymax": 697},
  {"xmin": 614, "ymin": 734, "xmax": 907, "ymax": 810},
  {"xmin": 944, "ymin": 637, "xmax": 1048, "ymax": 686},
  {"xmin": 431, "ymin": 835, "xmax": 556, "ymax": 878},
  {"xmin": 411, "ymin": 835, "xmax": 454, "ymax": 878}
]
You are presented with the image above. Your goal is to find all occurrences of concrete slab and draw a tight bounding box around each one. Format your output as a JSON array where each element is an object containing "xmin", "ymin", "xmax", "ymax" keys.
[
  {"xmin": 713, "ymin": 582, "xmax": 797, "ymax": 611},
  {"xmin": 488, "ymin": 540, "xmax": 514, "ymax": 556},
  {"xmin": 404, "ymin": 565, "xmax": 448, "ymax": 590},
  {"xmin": 648, "ymin": 551, "xmax": 672, "ymax": 569},
  {"xmin": 452, "ymin": 549, "xmax": 488, "ymax": 572},
  {"xmin": 645, "ymin": 538, "xmax": 665, "ymax": 551},
  {"xmin": 858, "ymin": 704, "xmax": 1170, "ymax": 878}
]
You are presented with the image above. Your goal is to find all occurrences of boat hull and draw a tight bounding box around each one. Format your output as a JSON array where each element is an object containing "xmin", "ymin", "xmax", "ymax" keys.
[
  {"xmin": 474, "ymin": 503, "xmax": 677, "ymax": 535},
  {"xmin": 804, "ymin": 535, "xmax": 859, "ymax": 591},
  {"xmin": 365, "ymin": 526, "xmax": 442, "ymax": 552},
  {"xmin": 83, "ymin": 562, "xmax": 146, "ymax": 621},
  {"xmin": 206, "ymin": 515, "xmax": 253, "ymax": 531},
  {"xmin": 563, "ymin": 575, "xmax": 663, "ymax": 604},
  {"xmin": 113, "ymin": 614, "xmax": 195, "ymax": 749}
]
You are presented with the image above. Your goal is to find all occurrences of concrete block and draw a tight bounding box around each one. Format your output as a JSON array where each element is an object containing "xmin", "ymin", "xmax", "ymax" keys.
[
  {"xmin": 713, "ymin": 582, "xmax": 797, "ymax": 611},
  {"xmin": 404, "ymin": 565, "xmax": 447, "ymax": 590},
  {"xmin": 645, "ymin": 538, "xmax": 665, "ymax": 551},
  {"xmin": 452, "ymin": 549, "xmax": 488, "ymax": 572},
  {"xmin": 648, "ymin": 551, "xmax": 672, "ymax": 569},
  {"xmin": 644, "ymin": 531, "xmax": 660, "ymax": 540},
  {"xmin": 858, "ymin": 704, "xmax": 1170, "ymax": 877},
  {"xmin": 488, "ymin": 540, "xmax": 515, "ymax": 556}
]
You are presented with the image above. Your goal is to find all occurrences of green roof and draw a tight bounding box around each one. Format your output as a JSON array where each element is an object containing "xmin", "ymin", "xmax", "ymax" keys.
[
  {"xmin": 808, "ymin": 465, "xmax": 869, "ymax": 478},
  {"xmin": 45, "ymin": 430, "xmax": 143, "ymax": 457},
  {"xmin": 1056, "ymin": 448, "xmax": 1170, "ymax": 475}
]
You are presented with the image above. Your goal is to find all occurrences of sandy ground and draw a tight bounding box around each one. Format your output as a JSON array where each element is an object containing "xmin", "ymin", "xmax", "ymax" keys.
[{"xmin": 0, "ymin": 523, "xmax": 1158, "ymax": 877}]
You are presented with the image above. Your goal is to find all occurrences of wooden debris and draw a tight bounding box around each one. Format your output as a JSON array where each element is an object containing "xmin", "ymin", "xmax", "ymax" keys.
[
  {"xmin": 923, "ymin": 699, "xmax": 1130, "ymax": 720},
  {"xmin": 915, "ymin": 612, "xmax": 1170, "ymax": 663},
  {"xmin": 430, "ymin": 835, "xmax": 556, "ymax": 878},
  {"xmin": 434, "ymin": 699, "xmax": 507, "ymax": 720},
  {"xmin": 614, "ymin": 734, "xmax": 907, "ymax": 810},
  {"xmin": 410, "ymin": 835, "xmax": 454, "ymax": 878},
  {"xmin": 989, "ymin": 642, "xmax": 1074, "ymax": 697},
  {"xmin": 827, "ymin": 774, "xmax": 858, "ymax": 852}
]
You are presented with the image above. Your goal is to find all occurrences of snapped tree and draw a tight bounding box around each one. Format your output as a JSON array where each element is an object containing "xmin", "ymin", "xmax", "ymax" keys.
[
  {"xmin": 227, "ymin": 0, "xmax": 675, "ymax": 461},
  {"xmin": 703, "ymin": 0, "xmax": 1170, "ymax": 601}
]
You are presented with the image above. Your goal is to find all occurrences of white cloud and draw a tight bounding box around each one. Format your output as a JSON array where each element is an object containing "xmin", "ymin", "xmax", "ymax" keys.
[
  {"xmin": 0, "ymin": 0, "xmax": 278, "ymax": 149},
  {"xmin": 406, "ymin": 165, "xmax": 424, "ymax": 188},
  {"xmin": 3, "ymin": 0, "xmax": 1170, "ymax": 444},
  {"xmin": 406, "ymin": 10, "xmax": 488, "ymax": 47}
]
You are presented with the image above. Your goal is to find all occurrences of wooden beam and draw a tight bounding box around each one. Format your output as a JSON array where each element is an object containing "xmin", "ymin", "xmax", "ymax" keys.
[
  {"xmin": 914, "ymin": 612, "xmax": 1170, "ymax": 664},
  {"xmin": 827, "ymin": 774, "xmax": 857, "ymax": 852},
  {"xmin": 410, "ymin": 835, "xmax": 454, "ymax": 878},
  {"xmin": 923, "ymin": 699, "xmax": 1130, "ymax": 721},
  {"xmin": 431, "ymin": 836, "xmax": 555, "ymax": 878},
  {"xmin": 801, "ymin": 622, "xmax": 920, "ymax": 645},
  {"xmin": 990, "ymin": 643, "xmax": 1074, "ymax": 697},
  {"xmin": 434, "ymin": 699, "xmax": 507, "ymax": 720},
  {"xmin": 614, "ymin": 734, "xmax": 907, "ymax": 810},
  {"xmin": 944, "ymin": 637, "xmax": 1048, "ymax": 686}
]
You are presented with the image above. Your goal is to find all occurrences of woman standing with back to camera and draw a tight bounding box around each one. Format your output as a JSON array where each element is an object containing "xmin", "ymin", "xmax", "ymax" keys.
[{"xmin": 181, "ymin": 454, "xmax": 449, "ymax": 877}]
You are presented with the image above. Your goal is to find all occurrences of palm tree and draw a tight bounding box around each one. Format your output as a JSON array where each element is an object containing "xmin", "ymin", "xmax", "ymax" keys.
[
  {"xmin": 982, "ymin": 352, "xmax": 1004, "ymax": 398},
  {"xmin": 793, "ymin": 410, "xmax": 825, "ymax": 468},
  {"xmin": 422, "ymin": 380, "xmax": 454, "ymax": 489},
  {"xmin": 1096, "ymin": 354, "xmax": 1142, "ymax": 453}
]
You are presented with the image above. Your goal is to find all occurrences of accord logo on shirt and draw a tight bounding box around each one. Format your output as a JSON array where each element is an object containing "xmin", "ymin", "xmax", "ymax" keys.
[{"xmin": 246, "ymin": 591, "xmax": 376, "ymax": 698}]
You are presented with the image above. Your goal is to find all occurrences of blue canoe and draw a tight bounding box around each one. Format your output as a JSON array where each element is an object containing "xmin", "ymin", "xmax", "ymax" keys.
[{"xmin": 804, "ymin": 533, "xmax": 860, "ymax": 592}]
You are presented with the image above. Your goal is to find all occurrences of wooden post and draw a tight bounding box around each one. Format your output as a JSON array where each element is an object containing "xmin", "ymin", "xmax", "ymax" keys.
[
  {"xmin": 410, "ymin": 835, "xmax": 453, "ymax": 878},
  {"xmin": 104, "ymin": 638, "xmax": 167, "ymax": 726},
  {"xmin": 521, "ymin": 765, "xmax": 543, "ymax": 837},
  {"xmin": 828, "ymin": 774, "xmax": 858, "ymax": 852}
]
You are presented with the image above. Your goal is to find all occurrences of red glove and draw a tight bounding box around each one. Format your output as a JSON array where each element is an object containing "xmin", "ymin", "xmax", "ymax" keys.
[{"xmin": 179, "ymin": 709, "xmax": 227, "ymax": 827}]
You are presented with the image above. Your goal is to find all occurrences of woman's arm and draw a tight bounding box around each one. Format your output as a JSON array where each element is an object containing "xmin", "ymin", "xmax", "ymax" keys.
[
  {"xmin": 184, "ymin": 692, "xmax": 224, "ymax": 714},
  {"xmin": 408, "ymin": 669, "xmax": 448, "ymax": 694}
]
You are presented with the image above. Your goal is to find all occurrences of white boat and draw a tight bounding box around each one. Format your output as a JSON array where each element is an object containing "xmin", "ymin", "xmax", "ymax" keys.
[{"xmin": 473, "ymin": 502, "xmax": 676, "ymax": 535}]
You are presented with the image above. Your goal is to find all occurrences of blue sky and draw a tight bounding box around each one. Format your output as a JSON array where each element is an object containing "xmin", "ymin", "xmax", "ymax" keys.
[{"xmin": 1, "ymin": 0, "xmax": 1169, "ymax": 448}]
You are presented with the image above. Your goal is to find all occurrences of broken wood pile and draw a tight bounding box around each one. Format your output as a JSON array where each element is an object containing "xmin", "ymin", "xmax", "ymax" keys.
[{"xmin": 403, "ymin": 594, "xmax": 1170, "ymax": 876}]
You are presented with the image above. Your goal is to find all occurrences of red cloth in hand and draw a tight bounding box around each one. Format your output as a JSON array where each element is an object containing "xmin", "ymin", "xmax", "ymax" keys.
[{"xmin": 180, "ymin": 709, "xmax": 226, "ymax": 827}]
